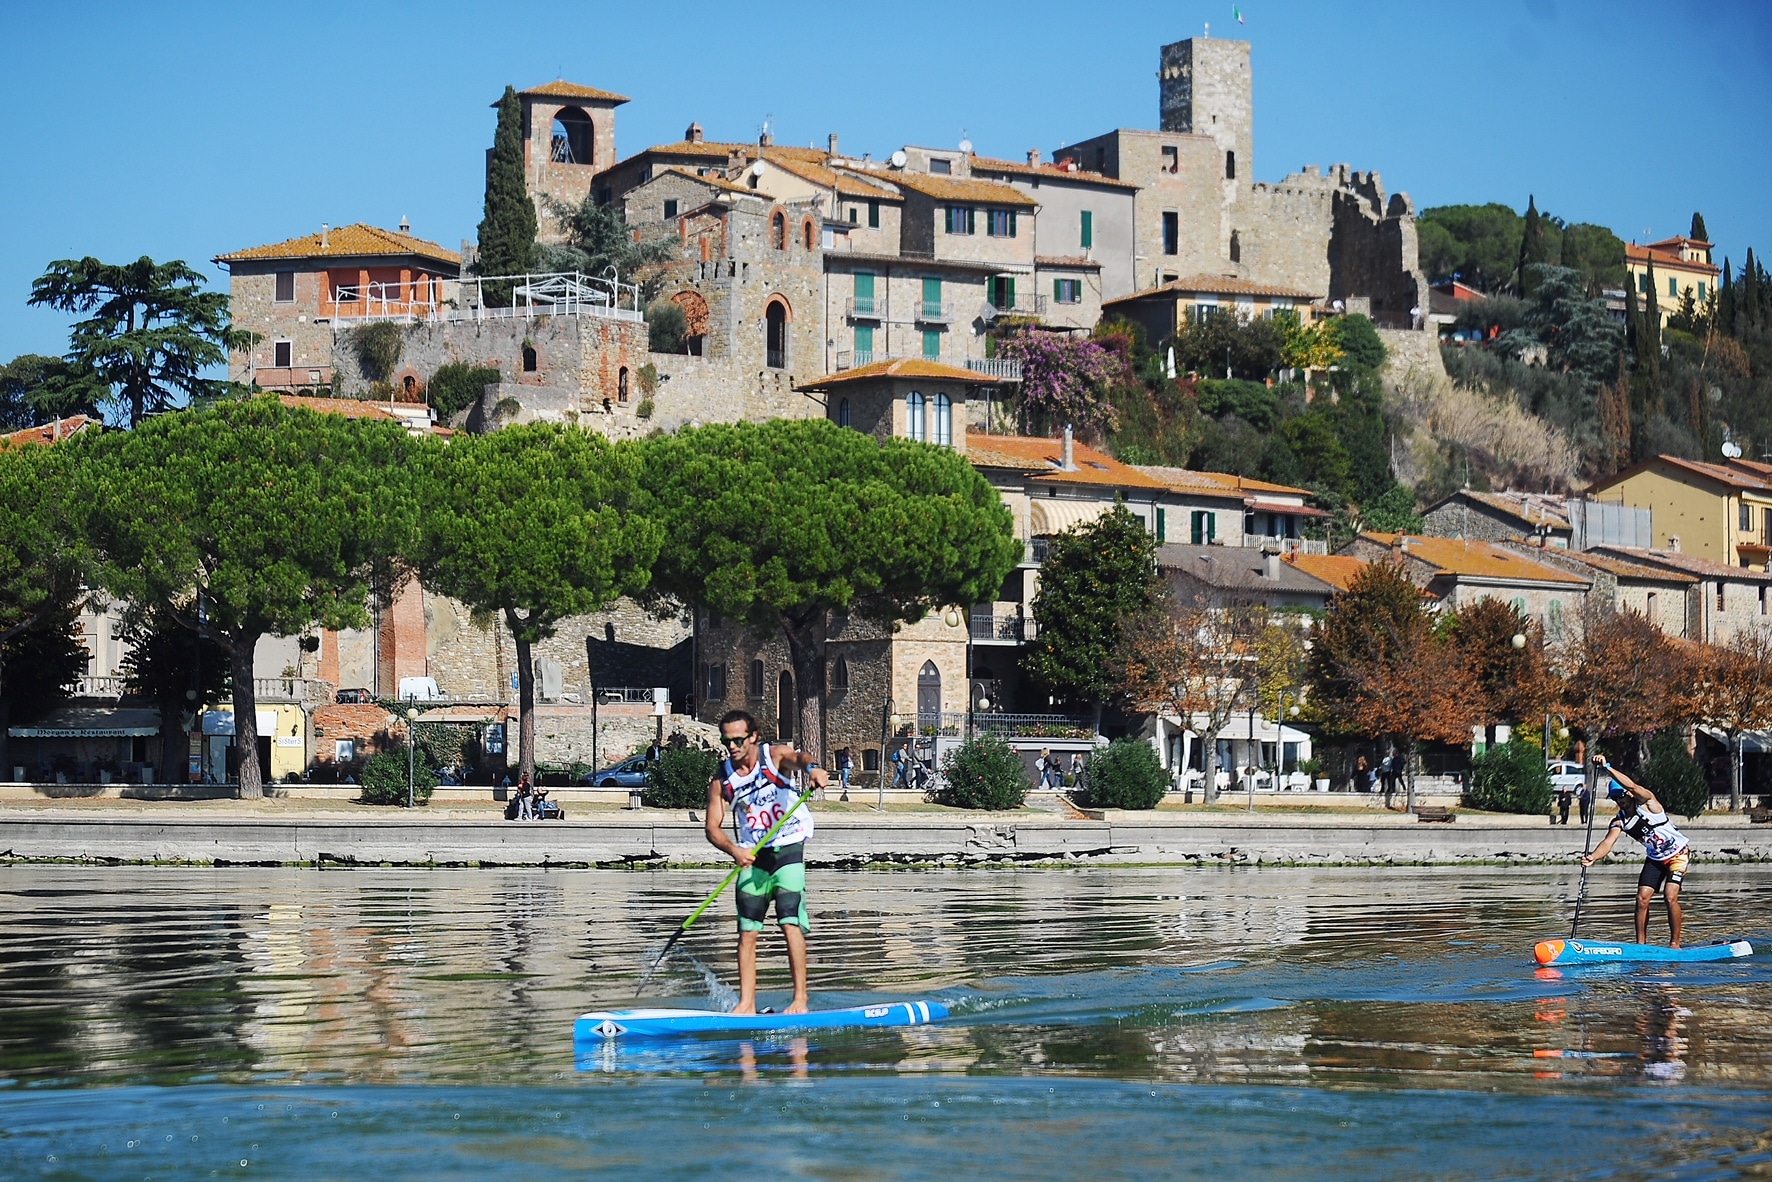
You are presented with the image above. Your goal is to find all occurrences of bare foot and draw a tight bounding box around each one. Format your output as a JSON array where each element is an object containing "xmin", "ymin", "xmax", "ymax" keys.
[
  {"xmin": 731, "ymin": 1002, "xmax": 757, "ymax": 1015},
  {"xmin": 784, "ymin": 998, "xmax": 810, "ymax": 1015},
  {"xmin": 1670, "ymin": 943, "xmax": 1682, "ymax": 950}
]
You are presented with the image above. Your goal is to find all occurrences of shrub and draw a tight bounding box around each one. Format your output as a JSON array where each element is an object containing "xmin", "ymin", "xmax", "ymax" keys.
[
  {"xmin": 935, "ymin": 733, "xmax": 1028, "ymax": 811},
  {"xmin": 347, "ymin": 321, "xmax": 406, "ymax": 383},
  {"xmin": 645, "ymin": 741, "xmax": 721, "ymax": 809},
  {"xmin": 1644, "ymin": 730, "xmax": 1709, "ymax": 819},
  {"xmin": 359, "ymin": 747, "xmax": 436, "ymax": 806},
  {"xmin": 646, "ymin": 300, "xmax": 687, "ymax": 354},
  {"xmin": 428, "ymin": 362, "xmax": 501, "ymax": 423},
  {"xmin": 1084, "ymin": 738, "xmax": 1168, "ymax": 809},
  {"xmin": 1465, "ymin": 740, "xmax": 1552, "ymax": 814}
]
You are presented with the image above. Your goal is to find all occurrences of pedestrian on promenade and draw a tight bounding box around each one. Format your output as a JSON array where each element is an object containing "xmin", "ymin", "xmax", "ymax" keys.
[
  {"xmin": 892, "ymin": 745, "xmax": 911, "ymax": 789},
  {"xmin": 703, "ymin": 709, "xmax": 827, "ymax": 1015},
  {"xmin": 1379, "ymin": 747, "xmax": 1399, "ymax": 804},
  {"xmin": 1555, "ymin": 783, "xmax": 1574, "ymax": 825},
  {"xmin": 1068, "ymin": 752, "xmax": 1085, "ymax": 788},
  {"xmin": 1036, "ymin": 748, "xmax": 1052, "ymax": 789},
  {"xmin": 838, "ymin": 747, "xmax": 854, "ymax": 801},
  {"xmin": 1579, "ymin": 756, "xmax": 1693, "ymax": 947},
  {"xmin": 1354, "ymin": 754, "xmax": 1373, "ymax": 794},
  {"xmin": 1578, "ymin": 781, "xmax": 1593, "ymax": 826}
]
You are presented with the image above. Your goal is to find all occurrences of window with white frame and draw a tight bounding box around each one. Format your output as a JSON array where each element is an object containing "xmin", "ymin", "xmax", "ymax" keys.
[
  {"xmin": 906, "ymin": 391, "xmax": 927, "ymax": 442},
  {"xmin": 933, "ymin": 393, "xmax": 952, "ymax": 447}
]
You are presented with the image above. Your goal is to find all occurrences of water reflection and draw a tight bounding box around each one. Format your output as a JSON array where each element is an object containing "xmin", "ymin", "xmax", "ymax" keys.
[{"xmin": 0, "ymin": 865, "xmax": 1766, "ymax": 1094}]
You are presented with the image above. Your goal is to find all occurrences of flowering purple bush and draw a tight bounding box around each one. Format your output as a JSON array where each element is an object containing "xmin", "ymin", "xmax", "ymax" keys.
[{"xmin": 997, "ymin": 331, "xmax": 1125, "ymax": 436}]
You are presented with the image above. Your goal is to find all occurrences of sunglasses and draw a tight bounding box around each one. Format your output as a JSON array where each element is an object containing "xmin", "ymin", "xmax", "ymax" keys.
[{"xmin": 720, "ymin": 733, "xmax": 754, "ymax": 747}]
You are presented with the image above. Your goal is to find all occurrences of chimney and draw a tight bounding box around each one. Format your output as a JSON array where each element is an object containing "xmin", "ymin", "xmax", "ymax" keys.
[
  {"xmin": 1061, "ymin": 424, "xmax": 1076, "ymax": 471},
  {"xmin": 759, "ymin": 129, "xmax": 773, "ymax": 148},
  {"xmin": 1265, "ymin": 552, "xmax": 1282, "ymax": 581},
  {"xmin": 685, "ymin": 121, "xmax": 704, "ymax": 143},
  {"xmin": 398, "ymin": 215, "xmax": 410, "ymax": 234},
  {"xmin": 1669, "ymin": 535, "xmax": 1681, "ymax": 552},
  {"xmin": 320, "ymin": 223, "xmax": 329, "ymax": 248},
  {"xmin": 1027, "ymin": 149, "xmax": 1042, "ymax": 166},
  {"xmin": 828, "ymin": 133, "xmax": 840, "ymax": 156}
]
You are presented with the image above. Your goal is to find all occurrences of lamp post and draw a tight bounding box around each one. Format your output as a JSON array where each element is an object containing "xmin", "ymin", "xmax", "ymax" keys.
[
  {"xmin": 1273, "ymin": 690, "xmax": 1303, "ymax": 789},
  {"xmin": 1543, "ymin": 711, "xmax": 1569, "ymax": 762}
]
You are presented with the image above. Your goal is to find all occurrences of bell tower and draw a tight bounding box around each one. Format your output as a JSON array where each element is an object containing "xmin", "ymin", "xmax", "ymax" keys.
[{"xmin": 505, "ymin": 81, "xmax": 629, "ymax": 238}]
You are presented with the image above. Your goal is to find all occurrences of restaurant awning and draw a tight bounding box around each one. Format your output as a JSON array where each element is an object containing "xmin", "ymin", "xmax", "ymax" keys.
[
  {"xmin": 8, "ymin": 706, "xmax": 162, "ymax": 738},
  {"xmin": 1030, "ymin": 498, "xmax": 1114, "ymax": 536}
]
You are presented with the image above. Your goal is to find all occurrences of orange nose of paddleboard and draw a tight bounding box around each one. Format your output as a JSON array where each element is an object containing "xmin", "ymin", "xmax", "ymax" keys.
[{"xmin": 1534, "ymin": 940, "xmax": 1566, "ymax": 965}]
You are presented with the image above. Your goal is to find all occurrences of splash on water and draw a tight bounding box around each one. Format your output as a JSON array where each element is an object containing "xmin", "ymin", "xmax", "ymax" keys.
[{"xmin": 636, "ymin": 941, "xmax": 739, "ymax": 1011}]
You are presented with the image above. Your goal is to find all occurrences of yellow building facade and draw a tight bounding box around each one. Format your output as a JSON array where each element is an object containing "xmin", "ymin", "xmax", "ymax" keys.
[
  {"xmin": 1626, "ymin": 237, "xmax": 1721, "ymax": 317},
  {"xmin": 1587, "ymin": 455, "xmax": 1772, "ymax": 570}
]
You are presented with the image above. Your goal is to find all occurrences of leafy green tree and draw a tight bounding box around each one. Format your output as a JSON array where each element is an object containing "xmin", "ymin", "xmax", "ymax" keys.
[
  {"xmin": 645, "ymin": 299, "xmax": 688, "ymax": 354},
  {"xmin": 416, "ymin": 423, "xmax": 661, "ymax": 782},
  {"xmin": 645, "ymin": 740, "xmax": 721, "ymax": 809},
  {"xmin": 642, "ymin": 419, "xmax": 1019, "ymax": 760},
  {"xmin": 0, "ymin": 354, "xmax": 106, "ymax": 431},
  {"xmin": 71, "ymin": 398, "xmax": 420, "ymax": 798},
  {"xmin": 476, "ymin": 86, "xmax": 539, "ymax": 301},
  {"xmin": 1327, "ymin": 314, "xmax": 1386, "ymax": 373},
  {"xmin": 1466, "ymin": 740, "xmax": 1553, "ymax": 814},
  {"xmin": 116, "ymin": 601, "xmax": 230, "ymax": 779},
  {"xmin": 1282, "ymin": 411, "xmax": 1353, "ymax": 499},
  {"xmin": 541, "ymin": 195, "xmax": 678, "ymax": 294},
  {"xmin": 1024, "ymin": 504, "xmax": 1161, "ymax": 721},
  {"xmin": 360, "ymin": 744, "xmax": 436, "ymax": 806},
  {"xmin": 1417, "ymin": 203, "xmax": 1525, "ymax": 290},
  {"xmin": 27, "ymin": 257, "xmax": 253, "ymax": 426},
  {"xmin": 426, "ymin": 362, "xmax": 502, "ymax": 425},
  {"xmin": 1085, "ymin": 737, "xmax": 1167, "ymax": 809},
  {"xmin": 1170, "ymin": 311, "xmax": 1286, "ymax": 378},
  {"xmin": 345, "ymin": 322, "xmax": 406, "ymax": 385},
  {"xmin": 934, "ymin": 732, "xmax": 1028, "ymax": 810},
  {"xmin": 1644, "ymin": 729, "xmax": 1708, "ymax": 820},
  {"xmin": 1360, "ymin": 484, "xmax": 1423, "ymax": 533},
  {"xmin": 1559, "ymin": 223, "xmax": 1628, "ymax": 293},
  {"xmin": 0, "ymin": 441, "xmax": 87, "ymax": 775}
]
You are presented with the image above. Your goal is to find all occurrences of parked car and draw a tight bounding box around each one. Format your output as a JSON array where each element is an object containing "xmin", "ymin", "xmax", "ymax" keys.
[
  {"xmin": 335, "ymin": 687, "xmax": 375, "ymax": 704},
  {"xmin": 1547, "ymin": 760, "xmax": 1586, "ymax": 791},
  {"xmin": 397, "ymin": 676, "xmax": 445, "ymax": 702},
  {"xmin": 588, "ymin": 753, "xmax": 652, "ymax": 789}
]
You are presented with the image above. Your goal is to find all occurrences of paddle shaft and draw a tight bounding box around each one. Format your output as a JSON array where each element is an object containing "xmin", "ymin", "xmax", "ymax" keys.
[
  {"xmin": 1570, "ymin": 761, "xmax": 1608, "ymax": 939},
  {"xmin": 635, "ymin": 787, "xmax": 811, "ymax": 997}
]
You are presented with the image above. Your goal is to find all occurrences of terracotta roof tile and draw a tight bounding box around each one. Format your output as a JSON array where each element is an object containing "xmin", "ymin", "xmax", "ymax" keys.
[
  {"xmin": 1035, "ymin": 255, "xmax": 1100, "ymax": 269},
  {"xmin": 652, "ymin": 166, "xmax": 757, "ymax": 196},
  {"xmin": 1134, "ymin": 465, "xmax": 1314, "ymax": 499},
  {"xmin": 1625, "ymin": 242, "xmax": 1718, "ymax": 275},
  {"xmin": 1589, "ymin": 545, "xmax": 1772, "ymax": 583},
  {"xmin": 799, "ymin": 357, "xmax": 1001, "ymax": 390},
  {"xmin": 0, "ymin": 415, "xmax": 95, "ymax": 448},
  {"xmin": 1283, "ymin": 552, "xmax": 1369, "ymax": 592},
  {"xmin": 1158, "ymin": 544, "xmax": 1338, "ymax": 595},
  {"xmin": 1592, "ymin": 453, "xmax": 1772, "ymax": 495},
  {"xmin": 1361, "ymin": 533, "xmax": 1590, "ymax": 585},
  {"xmin": 1432, "ymin": 489, "xmax": 1572, "ymax": 530},
  {"xmin": 1558, "ymin": 550, "xmax": 1698, "ymax": 584},
  {"xmin": 761, "ymin": 155, "xmax": 898, "ymax": 200},
  {"xmin": 514, "ymin": 80, "xmax": 630, "ymax": 104},
  {"xmin": 968, "ymin": 155, "xmax": 1141, "ymax": 190},
  {"xmin": 1105, "ymin": 274, "xmax": 1322, "ymax": 304},
  {"xmin": 216, "ymin": 223, "xmax": 461, "ymax": 266},
  {"xmin": 968, "ymin": 434, "xmax": 1166, "ymax": 490},
  {"xmin": 889, "ymin": 172, "xmax": 1039, "ymax": 208}
]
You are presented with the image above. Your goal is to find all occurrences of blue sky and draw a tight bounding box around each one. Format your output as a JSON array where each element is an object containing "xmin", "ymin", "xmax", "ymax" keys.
[{"xmin": 2, "ymin": 0, "xmax": 1768, "ymax": 361}]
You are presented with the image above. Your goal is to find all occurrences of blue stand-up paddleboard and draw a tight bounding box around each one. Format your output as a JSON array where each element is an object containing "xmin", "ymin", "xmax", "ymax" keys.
[
  {"xmin": 1534, "ymin": 938, "xmax": 1753, "ymax": 966},
  {"xmin": 576, "ymin": 1000, "xmax": 950, "ymax": 1040}
]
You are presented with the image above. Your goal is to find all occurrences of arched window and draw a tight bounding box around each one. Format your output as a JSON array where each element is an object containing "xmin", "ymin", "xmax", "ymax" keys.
[
  {"xmin": 906, "ymin": 391, "xmax": 926, "ymax": 442},
  {"xmin": 521, "ymin": 344, "xmax": 538, "ymax": 372},
  {"xmin": 772, "ymin": 212, "xmax": 787, "ymax": 251},
  {"xmin": 1229, "ymin": 229, "xmax": 1241, "ymax": 263},
  {"xmin": 837, "ymin": 397, "xmax": 851, "ymax": 428},
  {"xmin": 803, "ymin": 220, "xmax": 816, "ymax": 250},
  {"xmin": 672, "ymin": 290, "xmax": 710, "ymax": 356},
  {"xmin": 765, "ymin": 299, "xmax": 788, "ymax": 368},
  {"xmin": 831, "ymin": 655, "xmax": 850, "ymax": 692},
  {"xmin": 748, "ymin": 659, "xmax": 765, "ymax": 698},
  {"xmin": 618, "ymin": 366, "xmax": 630, "ymax": 402},
  {"xmin": 1225, "ymin": 150, "xmax": 1236, "ymax": 180},
  {"xmin": 917, "ymin": 660, "xmax": 942, "ymax": 720},
  {"xmin": 551, "ymin": 107, "xmax": 596, "ymax": 165},
  {"xmin": 933, "ymin": 393, "xmax": 952, "ymax": 447},
  {"xmin": 776, "ymin": 670, "xmax": 795, "ymax": 742}
]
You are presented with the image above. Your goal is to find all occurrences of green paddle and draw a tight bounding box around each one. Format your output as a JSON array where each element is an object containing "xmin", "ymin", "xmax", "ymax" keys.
[{"xmin": 634, "ymin": 790, "xmax": 811, "ymax": 1000}]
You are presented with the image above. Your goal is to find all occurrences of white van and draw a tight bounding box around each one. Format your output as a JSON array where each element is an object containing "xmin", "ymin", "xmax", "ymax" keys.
[{"xmin": 396, "ymin": 676, "xmax": 445, "ymax": 702}]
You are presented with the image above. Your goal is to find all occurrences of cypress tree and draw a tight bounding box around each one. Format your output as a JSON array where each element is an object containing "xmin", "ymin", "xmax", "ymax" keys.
[
  {"xmin": 1720, "ymin": 258, "xmax": 1734, "ymax": 335},
  {"xmin": 1689, "ymin": 211, "xmax": 1709, "ymax": 242},
  {"xmin": 1743, "ymin": 248, "xmax": 1761, "ymax": 333},
  {"xmin": 476, "ymin": 85, "xmax": 539, "ymax": 304},
  {"xmin": 1641, "ymin": 255, "xmax": 1661, "ymax": 374},
  {"xmin": 1516, "ymin": 195, "xmax": 1551, "ymax": 295}
]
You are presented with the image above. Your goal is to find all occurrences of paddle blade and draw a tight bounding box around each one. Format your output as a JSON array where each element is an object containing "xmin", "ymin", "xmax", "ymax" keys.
[{"xmin": 635, "ymin": 927, "xmax": 687, "ymax": 1000}]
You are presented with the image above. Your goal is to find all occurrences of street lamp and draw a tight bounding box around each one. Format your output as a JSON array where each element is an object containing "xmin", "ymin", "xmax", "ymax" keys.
[
  {"xmin": 1543, "ymin": 711, "xmax": 1570, "ymax": 762},
  {"xmin": 1511, "ymin": 632, "xmax": 1527, "ymax": 650}
]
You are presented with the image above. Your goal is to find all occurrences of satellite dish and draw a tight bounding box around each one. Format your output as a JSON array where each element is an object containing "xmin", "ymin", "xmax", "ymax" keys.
[
  {"xmin": 959, "ymin": 138, "xmax": 973, "ymax": 154},
  {"xmin": 977, "ymin": 302, "xmax": 998, "ymax": 323},
  {"xmin": 1723, "ymin": 441, "xmax": 1744, "ymax": 458},
  {"xmin": 749, "ymin": 161, "xmax": 766, "ymax": 178},
  {"xmin": 890, "ymin": 149, "xmax": 907, "ymax": 169}
]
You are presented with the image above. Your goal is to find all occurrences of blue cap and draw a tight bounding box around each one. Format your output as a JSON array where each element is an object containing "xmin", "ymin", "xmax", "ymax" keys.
[{"xmin": 1607, "ymin": 784, "xmax": 1627, "ymax": 801}]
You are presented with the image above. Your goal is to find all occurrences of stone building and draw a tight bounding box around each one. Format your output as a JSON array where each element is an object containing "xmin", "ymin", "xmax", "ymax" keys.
[
  {"xmin": 1423, "ymin": 490, "xmax": 1574, "ymax": 548},
  {"xmin": 214, "ymin": 224, "xmax": 461, "ymax": 391},
  {"xmin": 1342, "ymin": 532, "xmax": 1591, "ymax": 637},
  {"xmin": 506, "ymin": 81, "xmax": 628, "ymax": 229}
]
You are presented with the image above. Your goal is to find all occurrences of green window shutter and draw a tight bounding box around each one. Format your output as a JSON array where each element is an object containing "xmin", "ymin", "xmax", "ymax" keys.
[
  {"xmin": 854, "ymin": 272, "xmax": 874, "ymax": 298},
  {"xmin": 854, "ymin": 325, "xmax": 873, "ymax": 354},
  {"xmin": 923, "ymin": 276, "xmax": 941, "ymax": 303},
  {"xmin": 1054, "ymin": 279, "xmax": 1063, "ymax": 301},
  {"xmin": 1156, "ymin": 508, "xmax": 1166, "ymax": 543},
  {"xmin": 1080, "ymin": 210, "xmax": 1093, "ymax": 249},
  {"xmin": 1207, "ymin": 513, "xmax": 1215, "ymax": 542},
  {"xmin": 1009, "ymin": 210, "xmax": 1018, "ymax": 237},
  {"xmin": 868, "ymin": 201, "xmax": 880, "ymax": 228},
  {"xmin": 922, "ymin": 329, "xmax": 941, "ymax": 358},
  {"xmin": 1004, "ymin": 276, "xmax": 1015, "ymax": 307},
  {"xmin": 1669, "ymin": 277, "xmax": 1677, "ymax": 297}
]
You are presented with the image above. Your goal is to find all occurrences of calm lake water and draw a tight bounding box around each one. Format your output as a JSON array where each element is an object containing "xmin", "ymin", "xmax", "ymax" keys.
[{"xmin": 2, "ymin": 863, "xmax": 1769, "ymax": 1178}]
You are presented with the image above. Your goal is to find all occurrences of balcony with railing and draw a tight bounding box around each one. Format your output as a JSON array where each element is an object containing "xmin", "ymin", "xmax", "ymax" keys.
[
  {"xmin": 989, "ymin": 293, "xmax": 1048, "ymax": 318},
  {"xmin": 845, "ymin": 295, "xmax": 884, "ymax": 319},
  {"xmin": 964, "ymin": 357, "xmax": 1022, "ymax": 380},
  {"xmin": 1241, "ymin": 535, "xmax": 1329, "ymax": 556},
  {"xmin": 916, "ymin": 301, "xmax": 953, "ymax": 324},
  {"xmin": 328, "ymin": 271, "xmax": 645, "ymax": 325},
  {"xmin": 831, "ymin": 352, "xmax": 1023, "ymax": 381},
  {"xmin": 969, "ymin": 608, "xmax": 1032, "ymax": 643}
]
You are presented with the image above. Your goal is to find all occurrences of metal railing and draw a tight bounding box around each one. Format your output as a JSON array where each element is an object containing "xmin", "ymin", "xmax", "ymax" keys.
[
  {"xmin": 73, "ymin": 675, "xmax": 126, "ymax": 699},
  {"xmin": 916, "ymin": 301, "xmax": 953, "ymax": 323},
  {"xmin": 594, "ymin": 686, "xmax": 666, "ymax": 705},
  {"xmin": 845, "ymin": 296, "xmax": 884, "ymax": 319},
  {"xmin": 1026, "ymin": 537, "xmax": 1051, "ymax": 565},
  {"xmin": 965, "ymin": 358, "xmax": 1022, "ymax": 380},
  {"xmin": 990, "ymin": 293, "xmax": 1048, "ymax": 317},
  {"xmin": 890, "ymin": 711, "xmax": 1094, "ymax": 739},
  {"xmin": 969, "ymin": 610, "xmax": 1029, "ymax": 642},
  {"xmin": 328, "ymin": 281, "xmax": 448, "ymax": 321},
  {"xmin": 830, "ymin": 351, "xmax": 1024, "ymax": 381},
  {"xmin": 460, "ymin": 271, "xmax": 644, "ymax": 323},
  {"xmin": 1242, "ymin": 535, "xmax": 1329, "ymax": 556}
]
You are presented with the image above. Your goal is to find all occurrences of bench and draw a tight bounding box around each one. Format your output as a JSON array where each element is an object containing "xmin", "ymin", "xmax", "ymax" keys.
[
  {"xmin": 1748, "ymin": 807, "xmax": 1772, "ymax": 825},
  {"xmin": 1412, "ymin": 806, "xmax": 1456, "ymax": 823}
]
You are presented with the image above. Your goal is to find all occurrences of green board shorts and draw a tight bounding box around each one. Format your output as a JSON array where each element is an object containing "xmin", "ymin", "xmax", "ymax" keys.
[{"xmin": 736, "ymin": 841, "xmax": 809, "ymax": 933}]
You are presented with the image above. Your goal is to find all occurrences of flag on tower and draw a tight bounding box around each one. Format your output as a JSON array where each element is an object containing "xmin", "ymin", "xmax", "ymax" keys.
[{"xmin": 1233, "ymin": 5, "xmax": 1245, "ymax": 23}]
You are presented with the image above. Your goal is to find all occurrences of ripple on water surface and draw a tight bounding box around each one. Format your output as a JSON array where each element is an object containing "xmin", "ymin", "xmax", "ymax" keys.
[{"xmin": 1, "ymin": 863, "xmax": 1769, "ymax": 1177}]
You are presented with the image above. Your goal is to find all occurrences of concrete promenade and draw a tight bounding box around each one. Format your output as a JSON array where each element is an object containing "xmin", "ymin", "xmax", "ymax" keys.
[{"xmin": 2, "ymin": 803, "xmax": 1768, "ymax": 868}]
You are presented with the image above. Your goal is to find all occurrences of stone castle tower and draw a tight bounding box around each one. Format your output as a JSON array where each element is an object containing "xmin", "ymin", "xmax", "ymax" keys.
[
  {"xmin": 503, "ymin": 82, "xmax": 627, "ymax": 241},
  {"xmin": 1158, "ymin": 36, "xmax": 1252, "ymax": 197}
]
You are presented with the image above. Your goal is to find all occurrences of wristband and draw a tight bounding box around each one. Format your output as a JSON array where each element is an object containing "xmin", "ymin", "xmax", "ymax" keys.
[{"xmin": 805, "ymin": 762, "xmax": 821, "ymax": 770}]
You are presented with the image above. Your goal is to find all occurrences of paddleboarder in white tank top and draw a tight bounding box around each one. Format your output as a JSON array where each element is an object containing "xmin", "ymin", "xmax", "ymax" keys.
[
  {"xmin": 704, "ymin": 708, "xmax": 828, "ymax": 1015},
  {"xmin": 1580, "ymin": 757, "xmax": 1693, "ymax": 947}
]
